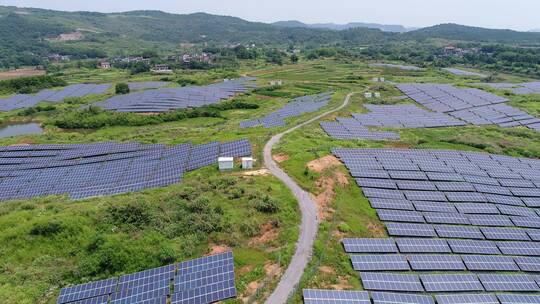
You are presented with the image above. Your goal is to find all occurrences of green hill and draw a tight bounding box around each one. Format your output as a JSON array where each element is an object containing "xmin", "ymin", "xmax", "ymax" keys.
[
  {"xmin": 403, "ymin": 23, "xmax": 540, "ymax": 44},
  {"xmin": 2, "ymin": 6, "xmax": 540, "ymax": 69}
]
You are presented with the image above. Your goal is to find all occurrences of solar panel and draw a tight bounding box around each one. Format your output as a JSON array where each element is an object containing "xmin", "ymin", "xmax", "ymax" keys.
[
  {"xmin": 350, "ymin": 255, "xmax": 410, "ymax": 271},
  {"xmin": 480, "ymin": 227, "xmax": 530, "ymax": 241},
  {"xmin": 386, "ymin": 223, "xmax": 437, "ymax": 237},
  {"xmin": 435, "ymin": 294, "xmax": 499, "ymax": 304},
  {"xmin": 497, "ymin": 241, "xmax": 540, "ymax": 256},
  {"xmin": 371, "ymin": 292, "xmax": 434, "ymax": 304},
  {"xmin": 395, "ymin": 238, "xmax": 451, "ymax": 253},
  {"xmin": 447, "ymin": 239, "xmax": 500, "ymax": 255},
  {"xmin": 58, "ymin": 252, "xmax": 237, "ymax": 304},
  {"xmin": 461, "ymin": 255, "xmax": 519, "ymax": 271},
  {"xmin": 57, "ymin": 278, "xmax": 117, "ymax": 304},
  {"xmin": 342, "ymin": 238, "xmax": 397, "ymax": 253},
  {"xmin": 376, "ymin": 210, "xmax": 425, "ymax": 223},
  {"xmin": 420, "ymin": 274, "xmax": 483, "ymax": 292},
  {"xmin": 479, "ymin": 274, "xmax": 538, "ymax": 291},
  {"xmin": 408, "ymin": 254, "xmax": 465, "ymax": 271},
  {"xmin": 434, "ymin": 225, "xmax": 484, "ymax": 239},
  {"xmin": 303, "ymin": 289, "xmax": 370, "ymax": 304},
  {"xmin": 359, "ymin": 272, "xmax": 423, "ymax": 292},
  {"xmin": 498, "ymin": 294, "xmax": 540, "ymax": 304},
  {"xmin": 515, "ymin": 256, "xmax": 540, "ymax": 272}
]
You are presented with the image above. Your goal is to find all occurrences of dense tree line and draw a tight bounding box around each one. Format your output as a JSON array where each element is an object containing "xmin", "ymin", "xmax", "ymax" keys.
[{"xmin": 0, "ymin": 75, "xmax": 67, "ymax": 94}]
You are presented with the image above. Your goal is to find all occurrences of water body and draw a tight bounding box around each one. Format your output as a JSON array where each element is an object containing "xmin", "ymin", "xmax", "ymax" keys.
[{"xmin": 0, "ymin": 122, "xmax": 43, "ymax": 138}]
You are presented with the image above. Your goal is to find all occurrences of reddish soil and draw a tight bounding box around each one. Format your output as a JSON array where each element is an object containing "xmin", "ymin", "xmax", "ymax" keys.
[
  {"xmin": 273, "ymin": 153, "xmax": 290, "ymax": 163},
  {"xmin": 250, "ymin": 221, "xmax": 279, "ymax": 246},
  {"xmin": 207, "ymin": 244, "xmax": 231, "ymax": 255},
  {"xmin": 307, "ymin": 155, "xmax": 342, "ymax": 173}
]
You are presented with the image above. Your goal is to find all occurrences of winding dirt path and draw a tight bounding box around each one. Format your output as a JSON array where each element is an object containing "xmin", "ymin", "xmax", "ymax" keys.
[{"xmin": 264, "ymin": 92, "xmax": 355, "ymax": 304}]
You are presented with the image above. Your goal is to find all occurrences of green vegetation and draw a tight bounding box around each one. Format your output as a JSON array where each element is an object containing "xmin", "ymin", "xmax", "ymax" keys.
[
  {"xmin": 49, "ymin": 101, "xmax": 259, "ymax": 129},
  {"xmin": 114, "ymin": 83, "xmax": 130, "ymax": 94},
  {"xmin": 0, "ymin": 75, "xmax": 66, "ymax": 94}
]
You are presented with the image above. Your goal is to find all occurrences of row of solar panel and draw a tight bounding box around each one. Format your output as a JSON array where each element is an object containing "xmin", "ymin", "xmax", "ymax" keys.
[
  {"xmin": 0, "ymin": 140, "xmax": 251, "ymax": 201},
  {"xmin": 480, "ymin": 82, "xmax": 540, "ymax": 95},
  {"xmin": 343, "ymin": 237, "xmax": 540, "ymax": 256},
  {"xmin": 0, "ymin": 84, "xmax": 111, "ymax": 111},
  {"xmin": 350, "ymin": 253, "xmax": 540, "ymax": 272},
  {"xmin": 95, "ymin": 77, "xmax": 256, "ymax": 113},
  {"xmin": 57, "ymin": 252, "xmax": 236, "ymax": 304},
  {"xmin": 359, "ymin": 271, "xmax": 540, "ymax": 292},
  {"xmin": 304, "ymin": 289, "xmax": 540, "ymax": 304},
  {"xmin": 240, "ymin": 92, "xmax": 332, "ymax": 129}
]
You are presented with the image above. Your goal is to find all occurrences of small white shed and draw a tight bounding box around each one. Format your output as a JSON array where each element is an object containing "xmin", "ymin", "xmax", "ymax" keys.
[
  {"xmin": 242, "ymin": 157, "xmax": 254, "ymax": 170},
  {"xmin": 374, "ymin": 92, "xmax": 381, "ymax": 98},
  {"xmin": 364, "ymin": 92, "xmax": 373, "ymax": 99},
  {"xmin": 218, "ymin": 157, "xmax": 234, "ymax": 171}
]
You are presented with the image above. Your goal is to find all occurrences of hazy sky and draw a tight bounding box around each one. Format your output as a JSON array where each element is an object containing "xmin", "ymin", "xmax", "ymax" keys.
[{"xmin": 1, "ymin": 0, "xmax": 539, "ymax": 31}]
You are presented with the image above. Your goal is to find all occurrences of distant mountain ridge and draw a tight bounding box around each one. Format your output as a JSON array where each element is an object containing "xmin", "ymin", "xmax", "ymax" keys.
[{"xmin": 273, "ymin": 20, "xmax": 416, "ymax": 33}]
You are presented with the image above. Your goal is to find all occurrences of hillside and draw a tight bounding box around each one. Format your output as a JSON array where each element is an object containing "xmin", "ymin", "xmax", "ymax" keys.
[
  {"xmin": 404, "ymin": 23, "xmax": 540, "ymax": 44},
  {"xmin": 2, "ymin": 5, "xmax": 540, "ymax": 69},
  {"xmin": 273, "ymin": 20, "xmax": 413, "ymax": 33}
]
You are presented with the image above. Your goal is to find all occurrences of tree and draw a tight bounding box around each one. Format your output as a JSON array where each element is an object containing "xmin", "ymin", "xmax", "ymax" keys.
[
  {"xmin": 115, "ymin": 83, "xmax": 130, "ymax": 95},
  {"xmin": 290, "ymin": 54, "xmax": 299, "ymax": 64}
]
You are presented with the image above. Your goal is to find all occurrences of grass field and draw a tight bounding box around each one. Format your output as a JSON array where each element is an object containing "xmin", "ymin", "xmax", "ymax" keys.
[{"xmin": 1, "ymin": 59, "xmax": 540, "ymax": 303}]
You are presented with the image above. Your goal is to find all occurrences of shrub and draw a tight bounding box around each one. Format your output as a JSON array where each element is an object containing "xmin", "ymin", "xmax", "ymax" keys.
[
  {"xmin": 0, "ymin": 75, "xmax": 67, "ymax": 94},
  {"xmin": 29, "ymin": 221, "xmax": 64, "ymax": 236},
  {"xmin": 251, "ymin": 195, "xmax": 280, "ymax": 213},
  {"xmin": 105, "ymin": 201, "xmax": 153, "ymax": 230},
  {"xmin": 115, "ymin": 83, "xmax": 130, "ymax": 95}
]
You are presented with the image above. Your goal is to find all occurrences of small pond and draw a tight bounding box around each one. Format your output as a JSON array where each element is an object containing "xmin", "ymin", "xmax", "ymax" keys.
[{"xmin": 0, "ymin": 122, "xmax": 43, "ymax": 138}]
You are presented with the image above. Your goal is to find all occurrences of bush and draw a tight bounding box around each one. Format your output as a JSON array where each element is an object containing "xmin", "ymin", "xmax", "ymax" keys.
[
  {"xmin": 115, "ymin": 83, "xmax": 130, "ymax": 94},
  {"xmin": 251, "ymin": 195, "xmax": 280, "ymax": 213},
  {"xmin": 105, "ymin": 201, "xmax": 153, "ymax": 230},
  {"xmin": 29, "ymin": 221, "xmax": 64, "ymax": 236}
]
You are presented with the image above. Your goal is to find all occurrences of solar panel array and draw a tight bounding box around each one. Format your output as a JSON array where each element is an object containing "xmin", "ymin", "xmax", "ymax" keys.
[
  {"xmin": 301, "ymin": 148, "xmax": 540, "ymax": 303},
  {"xmin": 443, "ymin": 68, "xmax": 487, "ymax": 78},
  {"xmin": 0, "ymin": 139, "xmax": 251, "ymax": 201},
  {"xmin": 481, "ymin": 82, "xmax": 540, "ymax": 95},
  {"xmin": 95, "ymin": 77, "xmax": 256, "ymax": 113},
  {"xmin": 370, "ymin": 63, "xmax": 424, "ymax": 71},
  {"xmin": 320, "ymin": 104, "xmax": 466, "ymax": 140},
  {"xmin": 396, "ymin": 83, "xmax": 540, "ymax": 131},
  {"xmin": 240, "ymin": 92, "xmax": 332, "ymax": 129},
  {"xmin": 128, "ymin": 82, "xmax": 170, "ymax": 90},
  {"xmin": 57, "ymin": 252, "xmax": 236, "ymax": 304},
  {"xmin": 0, "ymin": 84, "xmax": 111, "ymax": 111}
]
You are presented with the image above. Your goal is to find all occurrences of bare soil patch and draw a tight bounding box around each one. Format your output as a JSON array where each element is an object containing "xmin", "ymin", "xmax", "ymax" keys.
[
  {"xmin": 242, "ymin": 169, "xmax": 270, "ymax": 177},
  {"xmin": 367, "ymin": 221, "xmax": 386, "ymax": 237},
  {"xmin": 208, "ymin": 244, "xmax": 231, "ymax": 255},
  {"xmin": 0, "ymin": 68, "xmax": 45, "ymax": 80},
  {"xmin": 249, "ymin": 221, "xmax": 279, "ymax": 246},
  {"xmin": 307, "ymin": 155, "xmax": 341, "ymax": 173},
  {"xmin": 273, "ymin": 153, "xmax": 290, "ymax": 163}
]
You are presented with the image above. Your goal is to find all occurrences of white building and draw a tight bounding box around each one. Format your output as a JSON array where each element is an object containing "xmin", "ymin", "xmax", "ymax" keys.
[
  {"xmin": 218, "ymin": 157, "xmax": 234, "ymax": 171},
  {"xmin": 242, "ymin": 157, "xmax": 254, "ymax": 170}
]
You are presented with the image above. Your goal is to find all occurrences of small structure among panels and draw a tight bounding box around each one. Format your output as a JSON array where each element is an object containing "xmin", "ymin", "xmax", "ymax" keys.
[
  {"xmin": 0, "ymin": 84, "xmax": 111, "ymax": 111},
  {"xmin": 0, "ymin": 139, "xmax": 251, "ymax": 201},
  {"xmin": 57, "ymin": 252, "xmax": 236, "ymax": 304},
  {"xmin": 95, "ymin": 77, "xmax": 256, "ymax": 113},
  {"xmin": 240, "ymin": 92, "xmax": 332, "ymax": 129}
]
